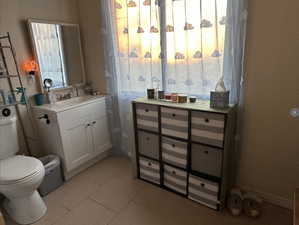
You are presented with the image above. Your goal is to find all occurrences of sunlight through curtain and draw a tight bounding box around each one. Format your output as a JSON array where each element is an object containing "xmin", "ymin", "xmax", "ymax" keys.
[{"xmin": 114, "ymin": 0, "xmax": 227, "ymax": 98}]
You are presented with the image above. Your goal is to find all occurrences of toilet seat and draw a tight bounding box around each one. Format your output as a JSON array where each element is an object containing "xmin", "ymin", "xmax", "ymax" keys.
[{"xmin": 0, "ymin": 156, "xmax": 44, "ymax": 185}]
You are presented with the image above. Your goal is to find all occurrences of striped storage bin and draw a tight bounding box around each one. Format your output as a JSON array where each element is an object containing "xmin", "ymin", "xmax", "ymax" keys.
[
  {"xmin": 139, "ymin": 157, "xmax": 160, "ymax": 184},
  {"xmin": 188, "ymin": 175, "xmax": 220, "ymax": 210},
  {"xmin": 191, "ymin": 111, "xmax": 225, "ymax": 147},
  {"xmin": 136, "ymin": 103, "xmax": 158, "ymax": 132},
  {"xmin": 138, "ymin": 131, "xmax": 159, "ymax": 160},
  {"xmin": 191, "ymin": 144, "xmax": 222, "ymax": 177},
  {"xmin": 163, "ymin": 165, "xmax": 187, "ymax": 195},
  {"xmin": 161, "ymin": 107, "xmax": 188, "ymax": 139},
  {"xmin": 162, "ymin": 137, "xmax": 187, "ymax": 169}
]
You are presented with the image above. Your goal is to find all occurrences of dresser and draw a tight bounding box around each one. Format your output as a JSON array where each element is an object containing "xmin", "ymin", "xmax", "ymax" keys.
[{"xmin": 132, "ymin": 97, "xmax": 236, "ymax": 210}]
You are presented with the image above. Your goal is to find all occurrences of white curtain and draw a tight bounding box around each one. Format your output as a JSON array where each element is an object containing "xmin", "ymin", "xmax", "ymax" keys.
[
  {"xmin": 100, "ymin": 0, "xmax": 248, "ymax": 155},
  {"xmin": 31, "ymin": 23, "xmax": 66, "ymax": 88}
]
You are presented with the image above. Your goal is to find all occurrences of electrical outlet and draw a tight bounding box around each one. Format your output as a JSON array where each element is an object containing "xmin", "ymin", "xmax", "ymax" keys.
[{"xmin": 290, "ymin": 108, "xmax": 299, "ymax": 118}]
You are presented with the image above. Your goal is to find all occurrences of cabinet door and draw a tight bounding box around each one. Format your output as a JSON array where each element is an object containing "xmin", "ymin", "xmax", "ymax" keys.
[
  {"xmin": 62, "ymin": 122, "xmax": 93, "ymax": 172},
  {"xmin": 91, "ymin": 116, "xmax": 112, "ymax": 155}
]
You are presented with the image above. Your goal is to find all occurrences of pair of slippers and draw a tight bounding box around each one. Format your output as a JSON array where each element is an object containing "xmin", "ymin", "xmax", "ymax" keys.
[{"xmin": 227, "ymin": 188, "xmax": 263, "ymax": 218}]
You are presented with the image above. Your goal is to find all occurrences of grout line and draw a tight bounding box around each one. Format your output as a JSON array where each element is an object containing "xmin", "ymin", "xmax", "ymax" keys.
[{"xmin": 88, "ymin": 197, "xmax": 118, "ymax": 214}]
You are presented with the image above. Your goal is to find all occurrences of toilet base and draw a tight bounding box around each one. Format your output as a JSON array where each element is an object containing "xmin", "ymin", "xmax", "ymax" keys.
[{"xmin": 4, "ymin": 191, "xmax": 47, "ymax": 225}]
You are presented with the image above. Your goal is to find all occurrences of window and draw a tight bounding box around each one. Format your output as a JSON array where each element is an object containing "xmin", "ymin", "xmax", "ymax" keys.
[{"xmin": 114, "ymin": 0, "xmax": 227, "ymax": 98}]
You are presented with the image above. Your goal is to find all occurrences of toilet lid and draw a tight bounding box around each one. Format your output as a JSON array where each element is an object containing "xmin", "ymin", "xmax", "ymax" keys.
[{"xmin": 0, "ymin": 156, "xmax": 43, "ymax": 184}]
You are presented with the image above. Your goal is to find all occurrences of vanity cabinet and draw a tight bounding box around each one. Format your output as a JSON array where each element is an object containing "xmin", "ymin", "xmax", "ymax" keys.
[
  {"xmin": 132, "ymin": 98, "xmax": 236, "ymax": 210},
  {"xmin": 34, "ymin": 96, "xmax": 112, "ymax": 180}
]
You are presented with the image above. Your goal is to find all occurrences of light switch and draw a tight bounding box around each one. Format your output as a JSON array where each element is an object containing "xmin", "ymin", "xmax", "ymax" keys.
[{"xmin": 290, "ymin": 108, "xmax": 299, "ymax": 118}]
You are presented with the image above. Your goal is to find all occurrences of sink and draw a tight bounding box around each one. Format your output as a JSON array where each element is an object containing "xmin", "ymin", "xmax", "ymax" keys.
[
  {"xmin": 55, "ymin": 96, "xmax": 96, "ymax": 106},
  {"xmin": 34, "ymin": 95, "xmax": 106, "ymax": 112}
]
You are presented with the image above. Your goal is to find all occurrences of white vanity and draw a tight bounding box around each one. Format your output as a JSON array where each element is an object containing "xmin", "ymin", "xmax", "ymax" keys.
[{"xmin": 33, "ymin": 95, "xmax": 112, "ymax": 180}]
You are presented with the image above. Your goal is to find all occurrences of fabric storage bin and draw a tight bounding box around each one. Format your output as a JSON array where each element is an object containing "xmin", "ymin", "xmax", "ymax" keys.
[
  {"xmin": 191, "ymin": 143, "xmax": 222, "ymax": 177},
  {"xmin": 161, "ymin": 107, "xmax": 188, "ymax": 139},
  {"xmin": 139, "ymin": 157, "xmax": 160, "ymax": 184},
  {"xmin": 188, "ymin": 174, "xmax": 220, "ymax": 210},
  {"xmin": 162, "ymin": 137, "xmax": 187, "ymax": 169},
  {"xmin": 191, "ymin": 111, "xmax": 225, "ymax": 147},
  {"xmin": 136, "ymin": 103, "xmax": 159, "ymax": 132},
  {"xmin": 163, "ymin": 164, "xmax": 187, "ymax": 194},
  {"xmin": 138, "ymin": 131, "xmax": 159, "ymax": 160}
]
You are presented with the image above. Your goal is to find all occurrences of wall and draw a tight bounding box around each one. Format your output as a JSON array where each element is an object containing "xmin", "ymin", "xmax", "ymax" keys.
[
  {"xmin": 0, "ymin": 0, "xmax": 80, "ymax": 156},
  {"xmin": 77, "ymin": 0, "xmax": 107, "ymax": 94},
  {"xmin": 238, "ymin": 0, "xmax": 299, "ymax": 206}
]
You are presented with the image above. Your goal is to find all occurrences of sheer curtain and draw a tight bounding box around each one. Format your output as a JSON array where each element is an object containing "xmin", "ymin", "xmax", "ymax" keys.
[{"xmin": 100, "ymin": 0, "xmax": 248, "ymax": 156}]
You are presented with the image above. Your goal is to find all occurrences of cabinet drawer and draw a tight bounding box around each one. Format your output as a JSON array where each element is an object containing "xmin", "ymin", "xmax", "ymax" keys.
[
  {"xmin": 162, "ymin": 137, "xmax": 187, "ymax": 169},
  {"xmin": 163, "ymin": 165, "xmax": 187, "ymax": 194},
  {"xmin": 191, "ymin": 144, "xmax": 222, "ymax": 177},
  {"xmin": 191, "ymin": 111, "xmax": 225, "ymax": 147},
  {"xmin": 161, "ymin": 107, "xmax": 188, "ymax": 139},
  {"xmin": 188, "ymin": 175, "xmax": 219, "ymax": 210},
  {"xmin": 139, "ymin": 157, "xmax": 160, "ymax": 184},
  {"xmin": 138, "ymin": 131, "xmax": 159, "ymax": 160},
  {"xmin": 136, "ymin": 103, "xmax": 158, "ymax": 132}
]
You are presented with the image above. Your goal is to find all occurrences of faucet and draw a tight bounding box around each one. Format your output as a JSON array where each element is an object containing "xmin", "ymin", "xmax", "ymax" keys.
[{"xmin": 56, "ymin": 93, "xmax": 72, "ymax": 101}]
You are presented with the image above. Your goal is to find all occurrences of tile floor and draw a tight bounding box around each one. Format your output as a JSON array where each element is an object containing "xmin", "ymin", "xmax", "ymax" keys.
[{"xmin": 4, "ymin": 156, "xmax": 292, "ymax": 225}]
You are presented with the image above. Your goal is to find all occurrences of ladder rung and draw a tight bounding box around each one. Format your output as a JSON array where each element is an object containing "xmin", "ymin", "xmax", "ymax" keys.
[
  {"xmin": 0, "ymin": 35, "xmax": 8, "ymax": 40},
  {"xmin": 0, "ymin": 75, "xmax": 18, "ymax": 79},
  {"xmin": 0, "ymin": 46, "xmax": 11, "ymax": 49}
]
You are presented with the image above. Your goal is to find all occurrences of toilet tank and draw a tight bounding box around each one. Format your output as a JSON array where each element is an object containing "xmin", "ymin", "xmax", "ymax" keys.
[{"xmin": 0, "ymin": 116, "xmax": 19, "ymax": 159}]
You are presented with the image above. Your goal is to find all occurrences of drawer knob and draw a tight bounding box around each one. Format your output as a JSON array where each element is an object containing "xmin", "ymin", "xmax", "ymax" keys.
[
  {"xmin": 204, "ymin": 151, "xmax": 209, "ymax": 154},
  {"xmin": 145, "ymin": 109, "xmax": 149, "ymax": 112},
  {"xmin": 148, "ymin": 162, "xmax": 152, "ymax": 166},
  {"xmin": 146, "ymin": 137, "xmax": 150, "ymax": 141},
  {"xmin": 172, "ymin": 113, "xmax": 176, "ymax": 117},
  {"xmin": 172, "ymin": 144, "xmax": 175, "ymax": 148},
  {"xmin": 201, "ymin": 183, "xmax": 205, "ymax": 187},
  {"xmin": 205, "ymin": 118, "xmax": 210, "ymax": 123},
  {"xmin": 172, "ymin": 171, "xmax": 176, "ymax": 175}
]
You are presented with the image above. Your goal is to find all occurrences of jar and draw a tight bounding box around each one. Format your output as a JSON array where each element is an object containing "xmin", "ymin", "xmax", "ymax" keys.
[{"xmin": 178, "ymin": 94, "xmax": 187, "ymax": 103}]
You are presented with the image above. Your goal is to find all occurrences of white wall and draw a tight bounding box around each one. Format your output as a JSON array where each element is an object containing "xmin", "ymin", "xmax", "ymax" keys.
[{"xmin": 237, "ymin": 0, "xmax": 299, "ymax": 207}]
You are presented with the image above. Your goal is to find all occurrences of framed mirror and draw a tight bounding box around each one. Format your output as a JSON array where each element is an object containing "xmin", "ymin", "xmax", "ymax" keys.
[{"xmin": 28, "ymin": 19, "xmax": 86, "ymax": 91}]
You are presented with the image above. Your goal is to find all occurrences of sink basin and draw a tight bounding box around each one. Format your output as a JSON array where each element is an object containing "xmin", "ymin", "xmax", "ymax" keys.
[
  {"xmin": 34, "ymin": 95, "xmax": 106, "ymax": 113},
  {"xmin": 55, "ymin": 96, "xmax": 96, "ymax": 106}
]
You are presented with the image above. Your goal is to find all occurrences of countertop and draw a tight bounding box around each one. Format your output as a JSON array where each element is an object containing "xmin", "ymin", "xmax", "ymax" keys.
[
  {"xmin": 32, "ymin": 95, "xmax": 107, "ymax": 113},
  {"xmin": 133, "ymin": 97, "xmax": 235, "ymax": 114},
  {"xmin": 295, "ymin": 189, "xmax": 299, "ymax": 225}
]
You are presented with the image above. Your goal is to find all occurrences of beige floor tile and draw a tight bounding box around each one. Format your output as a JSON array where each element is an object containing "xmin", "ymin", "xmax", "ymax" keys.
[
  {"xmin": 54, "ymin": 198, "xmax": 115, "ymax": 225},
  {"xmin": 109, "ymin": 201, "xmax": 164, "ymax": 225},
  {"xmin": 50, "ymin": 175, "xmax": 99, "ymax": 211},
  {"xmin": 87, "ymin": 156, "xmax": 133, "ymax": 186},
  {"xmin": 90, "ymin": 176, "xmax": 147, "ymax": 212},
  {"xmin": 41, "ymin": 188, "xmax": 70, "ymax": 224},
  {"xmin": 2, "ymin": 156, "xmax": 293, "ymax": 225}
]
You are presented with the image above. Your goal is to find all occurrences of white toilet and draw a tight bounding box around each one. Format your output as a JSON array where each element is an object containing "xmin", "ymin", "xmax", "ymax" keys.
[{"xmin": 0, "ymin": 116, "xmax": 47, "ymax": 224}]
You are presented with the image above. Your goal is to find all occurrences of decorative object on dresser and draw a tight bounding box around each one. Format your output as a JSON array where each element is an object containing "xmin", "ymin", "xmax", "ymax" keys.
[
  {"xmin": 132, "ymin": 97, "xmax": 236, "ymax": 210},
  {"xmin": 210, "ymin": 77, "xmax": 230, "ymax": 109}
]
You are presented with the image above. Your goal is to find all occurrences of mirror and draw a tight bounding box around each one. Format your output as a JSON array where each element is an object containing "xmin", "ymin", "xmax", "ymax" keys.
[{"xmin": 28, "ymin": 20, "xmax": 85, "ymax": 90}]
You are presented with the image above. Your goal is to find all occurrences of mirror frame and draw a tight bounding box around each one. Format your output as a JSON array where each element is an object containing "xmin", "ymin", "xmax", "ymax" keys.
[{"xmin": 27, "ymin": 19, "xmax": 86, "ymax": 93}]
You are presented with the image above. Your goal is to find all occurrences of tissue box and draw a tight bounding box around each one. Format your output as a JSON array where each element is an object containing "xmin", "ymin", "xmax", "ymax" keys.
[{"xmin": 210, "ymin": 91, "xmax": 229, "ymax": 109}]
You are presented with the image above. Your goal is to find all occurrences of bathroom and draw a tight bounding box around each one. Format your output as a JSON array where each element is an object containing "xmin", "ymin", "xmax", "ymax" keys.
[{"xmin": 0, "ymin": 0, "xmax": 298, "ymax": 225}]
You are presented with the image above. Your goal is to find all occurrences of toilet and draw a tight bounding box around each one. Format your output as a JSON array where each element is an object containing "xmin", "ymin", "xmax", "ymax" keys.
[{"xmin": 0, "ymin": 116, "xmax": 47, "ymax": 224}]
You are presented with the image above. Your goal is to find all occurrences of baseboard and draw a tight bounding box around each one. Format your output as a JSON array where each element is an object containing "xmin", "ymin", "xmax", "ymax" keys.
[
  {"xmin": 239, "ymin": 186, "xmax": 293, "ymax": 210},
  {"xmin": 64, "ymin": 149, "xmax": 112, "ymax": 180}
]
